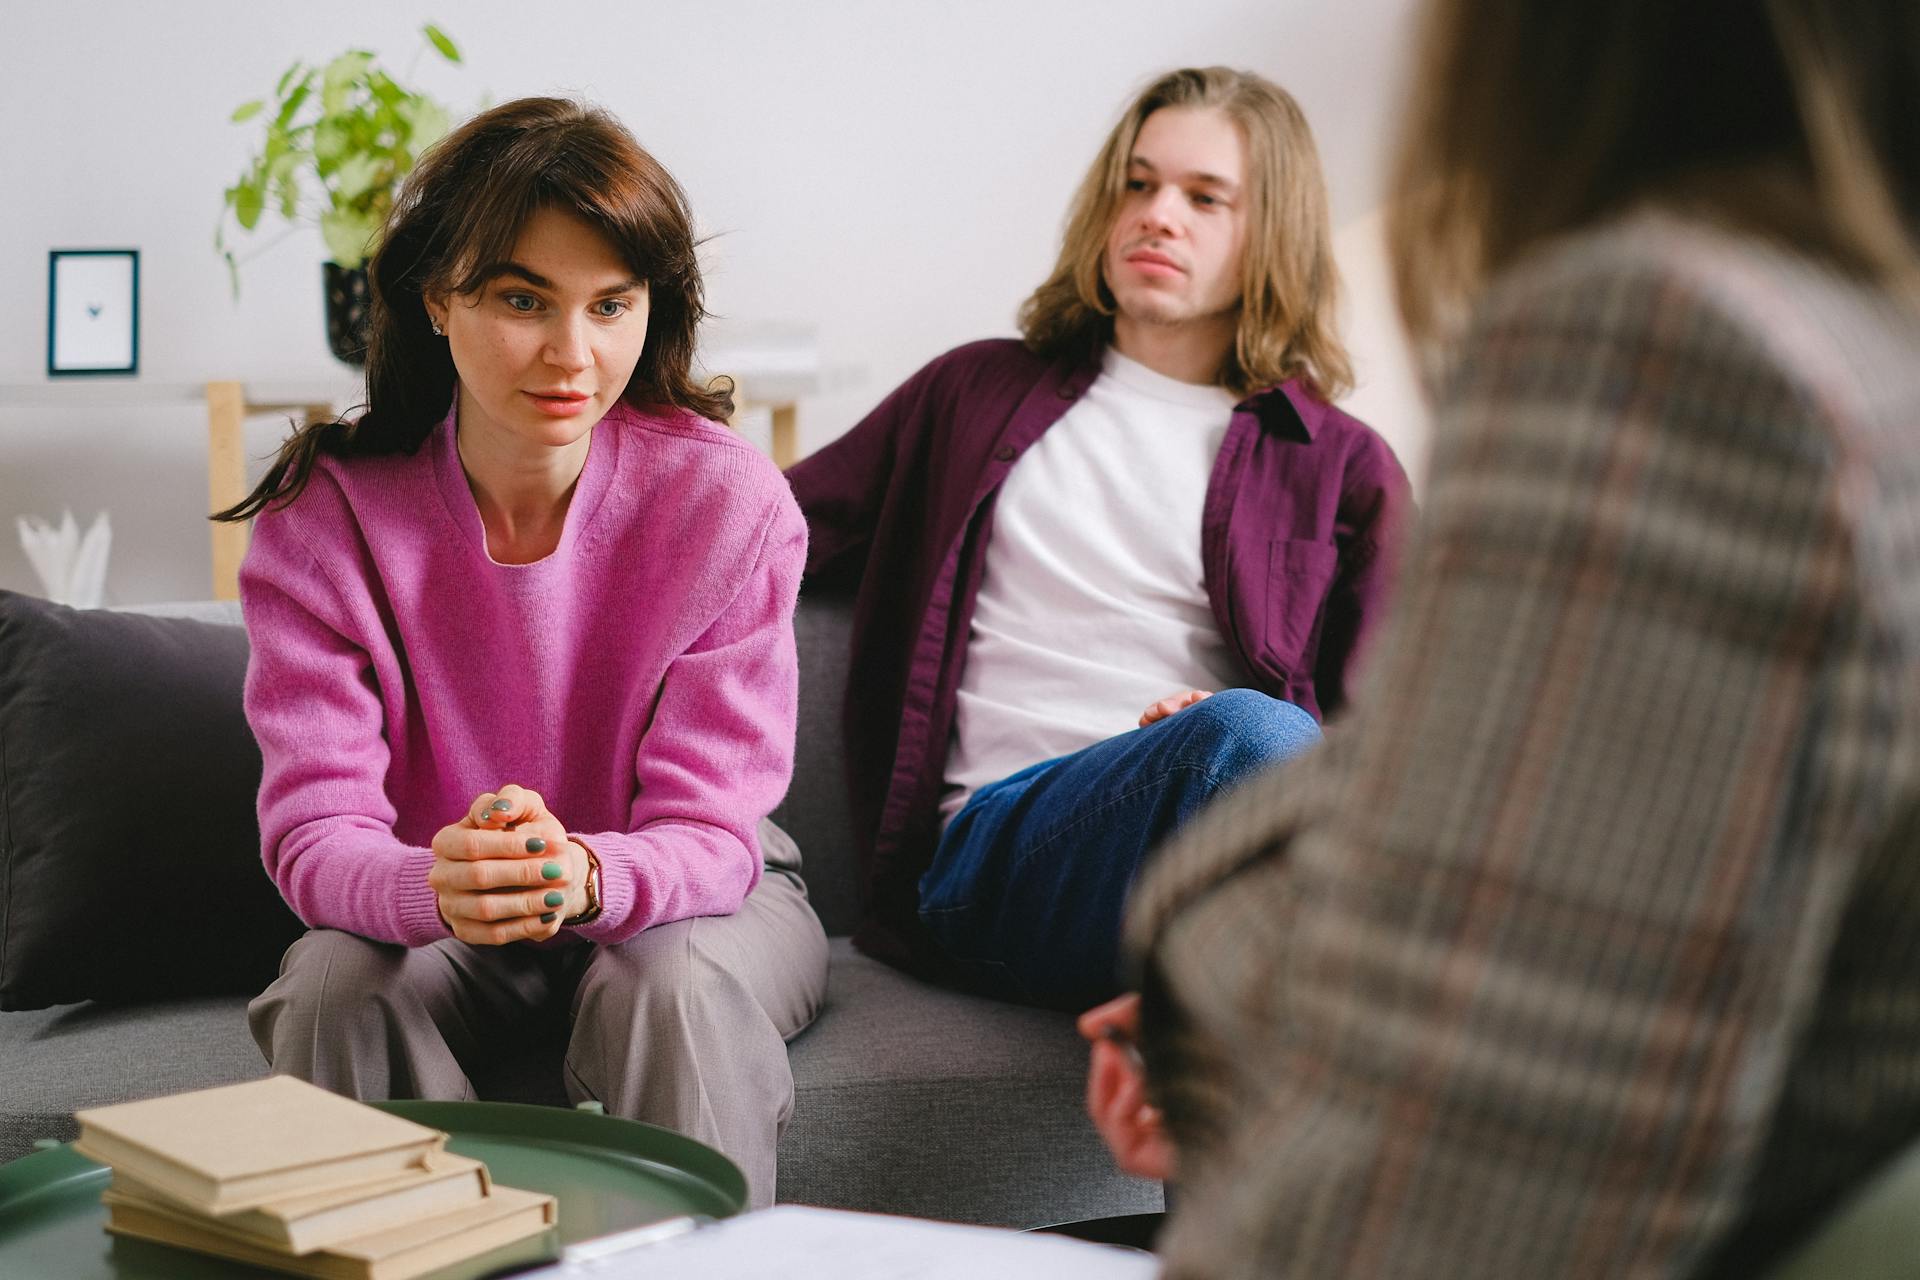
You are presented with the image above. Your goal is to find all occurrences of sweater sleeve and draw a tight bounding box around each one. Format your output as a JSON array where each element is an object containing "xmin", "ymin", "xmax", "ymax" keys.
[
  {"xmin": 240, "ymin": 504, "xmax": 447, "ymax": 946},
  {"xmin": 566, "ymin": 488, "xmax": 807, "ymax": 945}
]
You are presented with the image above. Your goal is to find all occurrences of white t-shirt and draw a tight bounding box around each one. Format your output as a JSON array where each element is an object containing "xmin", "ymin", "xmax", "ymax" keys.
[{"xmin": 939, "ymin": 347, "xmax": 1244, "ymax": 821}]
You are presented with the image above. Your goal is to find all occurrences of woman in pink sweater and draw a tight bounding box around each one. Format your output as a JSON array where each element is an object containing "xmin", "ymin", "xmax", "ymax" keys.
[{"xmin": 215, "ymin": 98, "xmax": 827, "ymax": 1206}]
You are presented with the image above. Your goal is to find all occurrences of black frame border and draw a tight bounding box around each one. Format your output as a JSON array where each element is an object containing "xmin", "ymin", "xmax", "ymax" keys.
[{"xmin": 47, "ymin": 248, "xmax": 141, "ymax": 378}]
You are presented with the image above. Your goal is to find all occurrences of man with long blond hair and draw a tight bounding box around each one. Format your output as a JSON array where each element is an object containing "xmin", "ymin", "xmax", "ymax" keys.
[{"xmin": 789, "ymin": 67, "xmax": 1409, "ymax": 1009}]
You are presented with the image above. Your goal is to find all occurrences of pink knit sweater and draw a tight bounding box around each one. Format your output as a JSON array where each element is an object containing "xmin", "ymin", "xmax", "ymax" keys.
[{"xmin": 239, "ymin": 401, "xmax": 805, "ymax": 947}]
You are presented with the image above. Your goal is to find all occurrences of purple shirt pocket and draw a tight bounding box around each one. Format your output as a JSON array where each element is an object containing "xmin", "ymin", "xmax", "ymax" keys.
[{"xmin": 1263, "ymin": 537, "xmax": 1341, "ymax": 678}]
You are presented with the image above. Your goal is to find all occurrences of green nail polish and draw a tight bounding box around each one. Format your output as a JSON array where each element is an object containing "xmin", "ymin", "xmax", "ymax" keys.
[
  {"xmin": 542, "ymin": 861, "xmax": 563, "ymax": 880},
  {"xmin": 490, "ymin": 799, "xmax": 512, "ymax": 812},
  {"xmin": 544, "ymin": 890, "xmax": 565, "ymax": 908},
  {"xmin": 525, "ymin": 836, "xmax": 547, "ymax": 853},
  {"xmin": 540, "ymin": 912, "xmax": 557, "ymax": 923}
]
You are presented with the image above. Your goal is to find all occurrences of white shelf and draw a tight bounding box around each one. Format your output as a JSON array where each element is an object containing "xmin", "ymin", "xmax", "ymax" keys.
[
  {"xmin": 0, "ymin": 376, "xmax": 362, "ymax": 410},
  {"xmin": 0, "ymin": 326, "xmax": 859, "ymax": 411}
]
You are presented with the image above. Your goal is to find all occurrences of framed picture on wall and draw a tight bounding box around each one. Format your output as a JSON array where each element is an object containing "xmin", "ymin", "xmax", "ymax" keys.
[{"xmin": 47, "ymin": 249, "xmax": 140, "ymax": 377}]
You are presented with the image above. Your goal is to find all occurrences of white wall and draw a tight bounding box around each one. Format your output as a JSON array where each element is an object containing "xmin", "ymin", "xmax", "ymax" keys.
[
  {"xmin": 0, "ymin": 0, "xmax": 1427, "ymax": 603},
  {"xmin": 1335, "ymin": 209, "xmax": 1430, "ymax": 489}
]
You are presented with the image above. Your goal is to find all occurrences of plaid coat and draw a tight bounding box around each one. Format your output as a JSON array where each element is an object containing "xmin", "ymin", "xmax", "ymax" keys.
[{"xmin": 1126, "ymin": 209, "xmax": 1920, "ymax": 1278}]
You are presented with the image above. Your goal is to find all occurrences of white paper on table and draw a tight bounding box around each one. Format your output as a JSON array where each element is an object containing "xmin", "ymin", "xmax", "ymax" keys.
[
  {"xmin": 520, "ymin": 1205, "xmax": 1162, "ymax": 1279},
  {"xmin": 15, "ymin": 509, "xmax": 111, "ymax": 607}
]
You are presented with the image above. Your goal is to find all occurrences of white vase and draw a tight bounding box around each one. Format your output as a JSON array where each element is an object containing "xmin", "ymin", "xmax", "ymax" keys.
[{"xmin": 16, "ymin": 509, "xmax": 111, "ymax": 607}]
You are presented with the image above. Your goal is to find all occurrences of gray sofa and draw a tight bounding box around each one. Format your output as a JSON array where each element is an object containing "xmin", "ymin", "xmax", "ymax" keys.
[{"xmin": 0, "ymin": 592, "xmax": 1162, "ymax": 1228}]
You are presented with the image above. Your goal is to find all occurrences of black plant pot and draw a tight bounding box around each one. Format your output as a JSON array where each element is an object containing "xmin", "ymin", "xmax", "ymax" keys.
[{"xmin": 323, "ymin": 262, "xmax": 371, "ymax": 366}]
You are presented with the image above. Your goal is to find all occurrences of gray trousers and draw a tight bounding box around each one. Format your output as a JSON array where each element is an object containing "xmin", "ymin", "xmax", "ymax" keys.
[{"xmin": 248, "ymin": 855, "xmax": 828, "ymax": 1209}]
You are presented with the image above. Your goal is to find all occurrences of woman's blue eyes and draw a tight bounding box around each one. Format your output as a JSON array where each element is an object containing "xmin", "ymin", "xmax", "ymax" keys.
[{"xmin": 500, "ymin": 293, "xmax": 632, "ymax": 317}]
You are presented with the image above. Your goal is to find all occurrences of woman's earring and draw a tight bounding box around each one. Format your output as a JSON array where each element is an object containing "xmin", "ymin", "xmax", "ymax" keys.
[{"xmin": 430, "ymin": 320, "xmax": 445, "ymax": 336}]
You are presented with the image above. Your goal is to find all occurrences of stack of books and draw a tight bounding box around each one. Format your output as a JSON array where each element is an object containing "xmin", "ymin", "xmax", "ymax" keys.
[{"xmin": 74, "ymin": 1075, "xmax": 556, "ymax": 1280}]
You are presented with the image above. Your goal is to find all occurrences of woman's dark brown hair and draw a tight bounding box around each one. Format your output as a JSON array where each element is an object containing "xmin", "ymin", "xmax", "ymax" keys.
[
  {"xmin": 1388, "ymin": 0, "xmax": 1920, "ymax": 351},
  {"xmin": 215, "ymin": 96, "xmax": 729, "ymax": 522}
]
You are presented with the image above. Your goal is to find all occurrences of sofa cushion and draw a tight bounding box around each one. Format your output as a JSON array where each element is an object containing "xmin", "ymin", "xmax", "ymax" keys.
[
  {"xmin": 0, "ymin": 591, "xmax": 303, "ymax": 1010},
  {"xmin": 773, "ymin": 593, "xmax": 861, "ymax": 935},
  {"xmin": 0, "ymin": 995, "xmax": 269, "ymax": 1159},
  {"xmin": 779, "ymin": 940, "xmax": 1165, "ymax": 1225}
]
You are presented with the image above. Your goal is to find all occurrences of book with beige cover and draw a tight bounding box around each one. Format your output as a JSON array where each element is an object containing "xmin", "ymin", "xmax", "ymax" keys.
[
  {"xmin": 105, "ymin": 1183, "xmax": 558, "ymax": 1280},
  {"xmin": 74, "ymin": 1076, "xmax": 446, "ymax": 1214},
  {"xmin": 106, "ymin": 1150, "xmax": 491, "ymax": 1254}
]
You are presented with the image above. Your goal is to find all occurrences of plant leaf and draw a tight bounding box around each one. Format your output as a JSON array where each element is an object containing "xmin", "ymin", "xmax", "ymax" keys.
[
  {"xmin": 324, "ymin": 49, "xmax": 375, "ymax": 86},
  {"xmin": 404, "ymin": 99, "xmax": 451, "ymax": 153},
  {"xmin": 270, "ymin": 150, "xmax": 302, "ymax": 217},
  {"xmin": 235, "ymin": 184, "xmax": 265, "ymax": 230},
  {"xmin": 320, "ymin": 208, "xmax": 380, "ymax": 268},
  {"xmin": 230, "ymin": 99, "xmax": 264, "ymax": 124},
  {"xmin": 275, "ymin": 61, "xmax": 303, "ymax": 99},
  {"xmin": 321, "ymin": 50, "xmax": 374, "ymax": 113},
  {"xmin": 275, "ymin": 79, "xmax": 312, "ymax": 130},
  {"xmin": 422, "ymin": 24, "xmax": 461, "ymax": 63},
  {"xmin": 367, "ymin": 70, "xmax": 405, "ymax": 109},
  {"xmin": 333, "ymin": 152, "xmax": 385, "ymax": 202},
  {"xmin": 313, "ymin": 118, "xmax": 350, "ymax": 166}
]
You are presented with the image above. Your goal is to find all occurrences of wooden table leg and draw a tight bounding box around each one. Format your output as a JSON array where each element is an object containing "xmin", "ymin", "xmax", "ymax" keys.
[
  {"xmin": 205, "ymin": 381, "xmax": 248, "ymax": 602},
  {"xmin": 770, "ymin": 403, "xmax": 798, "ymax": 470}
]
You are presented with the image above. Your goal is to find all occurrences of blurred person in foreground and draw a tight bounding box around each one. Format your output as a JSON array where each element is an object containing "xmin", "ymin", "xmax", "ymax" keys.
[{"xmin": 1084, "ymin": 1, "xmax": 1920, "ymax": 1275}]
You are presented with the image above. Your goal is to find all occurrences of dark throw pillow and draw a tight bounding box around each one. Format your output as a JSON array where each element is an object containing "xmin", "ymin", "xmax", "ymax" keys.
[{"xmin": 0, "ymin": 591, "xmax": 304, "ymax": 1010}]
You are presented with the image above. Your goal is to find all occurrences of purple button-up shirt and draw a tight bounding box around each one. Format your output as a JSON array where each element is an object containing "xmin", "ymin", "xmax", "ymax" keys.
[{"xmin": 788, "ymin": 338, "xmax": 1411, "ymax": 970}]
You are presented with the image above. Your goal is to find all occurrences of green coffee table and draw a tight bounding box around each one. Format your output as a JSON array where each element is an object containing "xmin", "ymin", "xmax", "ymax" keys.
[{"xmin": 0, "ymin": 1100, "xmax": 745, "ymax": 1278}]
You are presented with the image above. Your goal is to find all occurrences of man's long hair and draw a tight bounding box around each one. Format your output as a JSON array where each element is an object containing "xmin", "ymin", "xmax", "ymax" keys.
[{"xmin": 1018, "ymin": 67, "xmax": 1353, "ymax": 401}]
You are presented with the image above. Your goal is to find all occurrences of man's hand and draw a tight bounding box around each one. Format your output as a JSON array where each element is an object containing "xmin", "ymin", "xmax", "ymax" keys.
[
  {"xmin": 1079, "ymin": 993, "xmax": 1175, "ymax": 1181},
  {"xmin": 1139, "ymin": 689, "xmax": 1212, "ymax": 728},
  {"xmin": 428, "ymin": 783, "xmax": 591, "ymax": 945}
]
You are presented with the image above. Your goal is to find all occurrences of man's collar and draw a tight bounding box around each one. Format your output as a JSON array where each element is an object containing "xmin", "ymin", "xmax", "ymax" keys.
[
  {"xmin": 1055, "ymin": 350, "xmax": 1323, "ymax": 441},
  {"xmin": 1238, "ymin": 380, "xmax": 1320, "ymax": 441}
]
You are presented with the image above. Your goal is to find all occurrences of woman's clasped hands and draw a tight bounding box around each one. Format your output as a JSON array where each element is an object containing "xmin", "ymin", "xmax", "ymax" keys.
[{"xmin": 430, "ymin": 783, "xmax": 594, "ymax": 944}]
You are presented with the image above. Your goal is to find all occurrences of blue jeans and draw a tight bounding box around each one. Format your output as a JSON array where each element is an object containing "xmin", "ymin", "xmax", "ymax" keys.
[{"xmin": 918, "ymin": 688, "xmax": 1321, "ymax": 1009}]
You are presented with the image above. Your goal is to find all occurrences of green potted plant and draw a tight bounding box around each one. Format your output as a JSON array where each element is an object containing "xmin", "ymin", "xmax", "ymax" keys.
[{"xmin": 217, "ymin": 24, "xmax": 465, "ymax": 364}]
